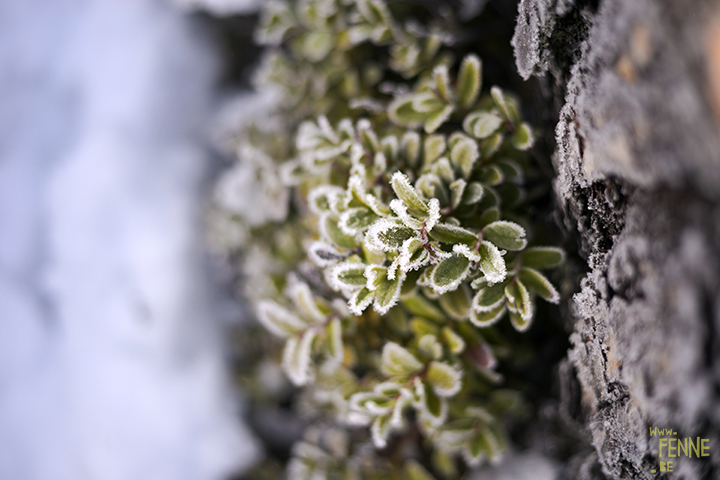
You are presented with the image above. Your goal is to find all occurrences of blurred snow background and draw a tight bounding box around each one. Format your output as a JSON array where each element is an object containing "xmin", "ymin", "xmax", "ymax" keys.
[{"xmin": 0, "ymin": 0, "xmax": 260, "ymax": 479}]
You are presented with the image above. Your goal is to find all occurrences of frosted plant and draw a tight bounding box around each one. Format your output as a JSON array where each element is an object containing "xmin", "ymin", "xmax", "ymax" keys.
[{"xmin": 210, "ymin": 0, "xmax": 564, "ymax": 478}]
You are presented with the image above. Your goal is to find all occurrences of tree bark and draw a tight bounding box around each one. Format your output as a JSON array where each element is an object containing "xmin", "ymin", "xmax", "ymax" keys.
[{"xmin": 513, "ymin": 0, "xmax": 720, "ymax": 479}]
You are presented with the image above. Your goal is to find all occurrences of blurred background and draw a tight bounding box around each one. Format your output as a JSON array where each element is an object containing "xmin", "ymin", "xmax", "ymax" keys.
[{"xmin": 0, "ymin": 0, "xmax": 265, "ymax": 479}]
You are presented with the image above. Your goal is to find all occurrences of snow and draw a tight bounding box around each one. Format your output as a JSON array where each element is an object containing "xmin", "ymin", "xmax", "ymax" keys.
[{"xmin": 0, "ymin": 0, "xmax": 260, "ymax": 479}]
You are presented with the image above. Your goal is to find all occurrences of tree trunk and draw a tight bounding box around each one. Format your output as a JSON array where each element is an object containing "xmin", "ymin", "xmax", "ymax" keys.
[{"xmin": 512, "ymin": 0, "xmax": 720, "ymax": 478}]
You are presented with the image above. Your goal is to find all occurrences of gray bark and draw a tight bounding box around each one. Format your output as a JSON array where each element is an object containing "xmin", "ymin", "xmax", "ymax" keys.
[{"xmin": 512, "ymin": 0, "xmax": 720, "ymax": 479}]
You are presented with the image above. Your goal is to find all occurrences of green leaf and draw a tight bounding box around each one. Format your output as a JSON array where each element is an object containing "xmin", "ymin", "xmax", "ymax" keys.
[
  {"xmin": 328, "ymin": 261, "xmax": 368, "ymax": 292},
  {"xmin": 391, "ymin": 172, "xmax": 429, "ymax": 217},
  {"xmin": 388, "ymin": 94, "xmax": 427, "ymax": 128},
  {"xmin": 463, "ymin": 111, "xmax": 503, "ymax": 139},
  {"xmin": 416, "ymin": 173, "xmax": 449, "ymax": 206},
  {"xmin": 282, "ymin": 330, "xmax": 317, "ymax": 386},
  {"xmin": 348, "ymin": 287, "xmax": 374, "ymax": 315},
  {"xmin": 512, "ymin": 122, "xmax": 534, "ymax": 150},
  {"xmin": 286, "ymin": 280, "xmax": 326, "ymax": 323},
  {"xmin": 402, "ymin": 131, "xmax": 421, "ymax": 166},
  {"xmin": 366, "ymin": 218, "xmax": 417, "ymax": 252},
  {"xmin": 308, "ymin": 241, "xmax": 345, "ymax": 267},
  {"xmin": 325, "ymin": 318, "xmax": 344, "ymax": 365},
  {"xmin": 428, "ymin": 223, "xmax": 478, "ymax": 246},
  {"xmin": 441, "ymin": 326, "xmax": 466, "ymax": 354},
  {"xmin": 456, "ymin": 54, "xmax": 482, "ymax": 109},
  {"xmin": 479, "ymin": 164, "xmax": 504, "ymax": 185},
  {"xmin": 404, "ymin": 459, "xmax": 437, "ymax": 480},
  {"xmin": 509, "ymin": 308, "xmax": 530, "ymax": 332},
  {"xmin": 357, "ymin": 0, "xmax": 391, "ymax": 25},
  {"xmin": 414, "ymin": 378, "xmax": 447, "ymax": 427},
  {"xmin": 411, "ymin": 318, "xmax": 440, "ymax": 337},
  {"xmin": 402, "ymin": 294, "xmax": 446, "ymax": 322},
  {"xmin": 424, "ymin": 105, "xmax": 454, "ymax": 134},
  {"xmin": 302, "ymin": 31, "xmax": 334, "ymax": 62},
  {"xmin": 482, "ymin": 220, "xmax": 527, "ymax": 251},
  {"xmin": 418, "ymin": 334, "xmax": 443, "ymax": 360},
  {"xmin": 439, "ymin": 284, "xmax": 472, "ymax": 320},
  {"xmin": 371, "ymin": 413, "xmax": 392, "ymax": 449},
  {"xmin": 480, "ymin": 133, "xmax": 503, "ymax": 158},
  {"xmin": 472, "ymin": 282, "xmax": 506, "ymax": 312},
  {"xmin": 338, "ymin": 207, "xmax": 378, "ymax": 235},
  {"xmin": 449, "ymin": 179, "xmax": 466, "ymax": 209},
  {"xmin": 478, "ymin": 241, "xmax": 506, "ymax": 284},
  {"xmin": 505, "ymin": 280, "xmax": 532, "ymax": 322},
  {"xmin": 412, "ymin": 92, "xmax": 444, "ymax": 113},
  {"xmin": 469, "ymin": 301, "xmax": 506, "ymax": 327},
  {"xmin": 477, "ymin": 207, "xmax": 499, "ymax": 229},
  {"xmin": 450, "ymin": 135, "xmax": 479, "ymax": 178},
  {"xmin": 423, "ymin": 134, "xmax": 447, "ymax": 164},
  {"xmin": 433, "ymin": 64, "xmax": 452, "ymax": 103},
  {"xmin": 323, "ymin": 214, "xmax": 358, "ymax": 249},
  {"xmin": 490, "ymin": 86, "xmax": 512, "ymax": 121},
  {"xmin": 373, "ymin": 270, "xmax": 405, "ymax": 314},
  {"xmin": 426, "ymin": 361, "xmax": 462, "ymax": 397},
  {"xmin": 431, "ymin": 157, "xmax": 455, "ymax": 184},
  {"xmin": 257, "ymin": 301, "xmax": 307, "ymax": 337},
  {"xmin": 520, "ymin": 246, "xmax": 564, "ymax": 269},
  {"xmin": 519, "ymin": 267, "xmax": 560, "ymax": 303},
  {"xmin": 381, "ymin": 342, "xmax": 423, "ymax": 377},
  {"xmin": 461, "ymin": 182, "xmax": 484, "ymax": 205},
  {"xmin": 430, "ymin": 254, "xmax": 472, "ymax": 294}
]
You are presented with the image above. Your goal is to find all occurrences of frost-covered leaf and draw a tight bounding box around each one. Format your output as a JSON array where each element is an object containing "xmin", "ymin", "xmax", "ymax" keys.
[
  {"xmin": 472, "ymin": 282, "xmax": 506, "ymax": 312},
  {"xmin": 373, "ymin": 270, "xmax": 405, "ymax": 314},
  {"xmin": 308, "ymin": 241, "xmax": 345, "ymax": 267},
  {"xmin": 511, "ymin": 122, "xmax": 534, "ymax": 150},
  {"xmin": 371, "ymin": 414, "xmax": 392, "ymax": 449},
  {"xmin": 308, "ymin": 185, "xmax": 346, "ymax": 214},
  {"xmin": 482, "ymin": 221, "xmax": 527, "ymax": 251},
  {"xmin": 381, "ymin": 342, "xmax": 423, "ymax": 377},
  {"xmin": 456, "ymin": 54, "xmax": 481, "ymax": 108},
  {"xmin": 416, "ymin": 173, "xmax": 449, "ymax": 206},
  {"xmin": 462, "ymin": 182, "xmax": 484, "ymax": 205},
  {"xmin": 325, "ymin": 318, "xmax": 344, "ymax": 365},
  {"xmin": 478, "ymin": 241, "xmax": 506, "ymax": 284},
  {"xmin": 322, "ymin": 214, "xmax": 358, "ymax": 249},
  {"xmin": 399, "ymin": 237, "xmax": 430, "ymax": 271},
  {"xmin": 338, "ymin": 207, "xmax": 378, "ymax": 235},
  {"xmin": 424, "ymin": 134, "xmax": 447, "ymax": 164},
  {"xmin": 433, "ymin": 64, "xmax": 452, "ymax": 103},
  {"xmin": 426, "ymin": 361, "xmax": 462, "ymax": 397},
  {"xmin": 328, "ymin": 261, "xmax": 368, "ymax": 293},
  {"xmin": 282, "ymin": 330, "xmax": 317, "ymax": 386},
  {"xmin": 418, "ymin": 334, "xmax": 443, "ymax": 360},
  {"xmin": 391, "ymin": 172, "xmax": 429, "ymax": 217},
  {"xmin": 257, "ymin": 301, "xmax": 307, "ymax": 337},
  {"xmin": 449, "ymin": 179, "xmax": 466, "ymax": 209},
  {"xmin": 430, "ymin": 254, "xmax": 472, "ymax": 294},
  {"xmin": 450, "ymin": 135, "xmax": 479, "ymax": 178},
  {"xmin": 490, "ymin": 86, "xmax": 512, "ymax": 121},
  {"xmin": 428, "ymin": 223, "xmax": 477, "ymax": 246},
  {"xmin": 509, "ymin": 309, "xmax": 530, "ymax": 332},
  {"xmin": 520, "ymin": 246, "xmax": 564, "ymax": 269},
  {"xmin": 469, "ymin": 302, "xmax": 506, "ymax": 328},
  {"xmin": 390, "ymin": 199, "xmax": 424, "ymax": 230},
  {"xmin": 287, "ymin": 280, "xmax": 326, "ymax": 323},
  {"xmin": 404, "ymin": 459, "xmax": 437, "ymax": 480},
  {"xmin": 480, "ymin": 133, "xmax": 503, "ymax": 158},
  {"xmin": 366, "ymin": 218, "xmax": 417, "ymax": 252},
  {"xmin": 424, "ymin": 105, "xmax": 454, "ymax": 134},
  {"xmin": 390, "ymin": 388, "xmax": 414, "ymax": 428},
  {"xmin": 463, "ymin": 111, "xmax": 503, "ymax": 139},
  {"xmin": 412, "ymin": 92, "xmax": 444, "ymax": 113},
  {"xmin": 401, "ymin": 131, "xmax": 421, "ymax": 166},
  {"xmin": 348, "ymin": 287, "xmax": 374, "ymax": 315},
  {"xmin": 504, "ymin": 280, "xmax": 532, "ymax": 322},
  {"xmin": 479, "ymin": 164, "xmax": 504, "ymax": 186},
  {"xmin": 414, "ymin": 377, "xmax": 447, "ymax": 427},
  {"xmin": 519, "ymin": 267, "xmax": 559, "ymax": 303},
  {"xmin": 402, "ymin": 293, "xmax": 446, "ymax": 322},
  {"xmin": 441, "ymin": 326, "xmax": 465, "ymax": 354},
  {"xmin": 439, "ymin": 284, "xmax": 472, "ymax": 320},
  {"xmin": 388, "ymin": 94, "xmax": 428, "ymax": 128}
]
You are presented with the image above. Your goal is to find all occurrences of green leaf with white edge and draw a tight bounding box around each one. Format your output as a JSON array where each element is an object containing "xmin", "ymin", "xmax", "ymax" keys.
[
  {"xmin": 328, "ymin": 261, "xmax": 367, "ymax": 293},
  {"xmin": 450, "ymin": 135, "xmax": 479, "ymax": 179},
  {"xmin": 463, "ymin": 111, "xmax": 503, "ymax": 139},
  {"xmin": 472, "ymin": 282, "xmax": 506, "ymax": 312},
  {"xmin": 504, "ymin": 280, "xmax": 532, "ymax": 321},
  {"xmin": 511, "ymin": 122, "xmax": 534, "ymax": 150},
  {"xmin": 338, "ymin": 207, "xmax": 378, "ymax": 235},
  {"xmin": 463, "ymin": 427, "xmax": 502, "ymax": 467},
  {"xmin": 286, "ymin": 280, "xmax": 326, "ymax": 324},
  {"xmin": 388, "ymin": 94, "xmax": 427, "ymax": 128},
  {"xmin": 431, "ymin": 157, "xmax": 455, "ymax": 184},
  {"xmin": 449, "ymin": 179, "xmax": 466, "ymax": 209},
  {"xmin": 373, "ymin": 270, "xmax": 405, "ymax": 315},
  {"xmin": 519, "ymin": 267, "xmax": 560, "ymax": 303},
  {"xmin": 390, "ymin": 172, "xmax": 429, "ymax": 217},
  {"xmin": 418, "ymin": 334, "xmax": 443, "ymax": 360},
  {"xmin": 404, "ymin": 459, "xmax": 437, "ymax": 480},
  {"xmin": 478, "ymin": 241, "xmax": 507, "ymax": 285},
  {"xmin": 441, "ymin": 326, "xmax": 466, "ymax": 354},
  {"xmin": 411, "ymin": 318, "xmax": 440, "ymax": 337},
  {"xmin": 325, "ymin": 318, "xmax": 344, "ymax": 365},
  {"xmin": 483, "ymin": 220, "xmax": 527, "ymax": 251},
  {"xmin": 520, "ymin": 246, "xmax": 564, "ymax": 269},
  {"xmin": 509, "ymin": 308, "xmax": 531, "ymax": 332},
  {"xmin": 456, "ymin": 54, "xmax": 482, "ymax": 109},
  {"xmin": 302, "ymin": 31, "xmax": 333, "ymax": 62},
  {"xmin": 439, "ymin": 283, "xmax": 472, "ymax": 320},
  {"xmin": 365, "ymin": 265, "xmax": 387, "ymax": 291},
  {"xmin": 366, "ymin": 218, "xmax": 417, "ymax": 252},
  {"xmin": 348, "ymin": 287, "xmax": 374, "ymax": 315},
  {"xmin": 480, "ymin": 164, "xmax": 504, "ymax": 185},
  {"xmin": 414, "ymin": 378, "xmax": 447, "ymax": 427},
  {"xmin": 282, "ymin": 330, "xmax": 317, "ymax": 386},
  {"xmin": 381, "ymin": 342, "xmax": 424, "ymax": 377},
  {"xmin": 402, "ymin": 131, "xmax": 421, "ymax": 166},
  {"xmin": 477, "ymin": 207, "xmax": 499, "ymax": 229},
  {"xmin": 322, "ymin": 214, "xmax": 358, "ymax": 249},
  {"xmin": 412, "ymin": 92, "xmax": 445, "ymax": 113},
  {"xmin": 416, "ymin": 173, "xmax": 449, "ymax": 206},
  {"xmin": 423, "ymin": 134, "xmax": 447, "ymax": 164},
  {"xmin": 480, "ymin": 133, "xmax": 503, "ymax": 158},
  {"xmin": 308, "ymin": 241, "xmax": 345, "ymax": 267},
  {"xmin": 433, "ymin": 64, "xmax": 452, "ymax": 103},
  {"xmin": 402, "ymin": 294, "xmax": 446, "ymax": 322},
  {"xmin": 462, "ymin": 182, "xmax": 484, "ymax": 205},
  {"xmin": 469, "ymin": 301, "xmax": 506, "ymax": 327},
  {"xmin": 426, "ymin": 361, "xmax": 462, "ymax": 397},
  {"xmin": 430, "ymin": 254, "xmax": 472, "ymax": 295},
  {"xmin": 357, "ymin": 0, "xmax": 391, "ymax": 24},
  {"xmin": 257, "ymin": 301, "xmax": 307, "ymax": 337},
  {"xmin": 371, "ymin": 413, "xmax": 392, "ymax": 449},
  {"xmin": 428, "ymin": 223, "xmax": 478, "ymax": 246},
  {"xmin": 424, "ymin": 105, "xmax": 454, "ymax": 134},
  {"xmin": 490, "ymin": 86, "xmax": 512, "ymax": 121}
]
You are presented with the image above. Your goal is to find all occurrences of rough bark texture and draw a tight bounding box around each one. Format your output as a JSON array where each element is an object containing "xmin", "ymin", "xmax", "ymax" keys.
[{"xmin": 512, "ymin": 0, "xmax": 720, "ymax": 479}]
